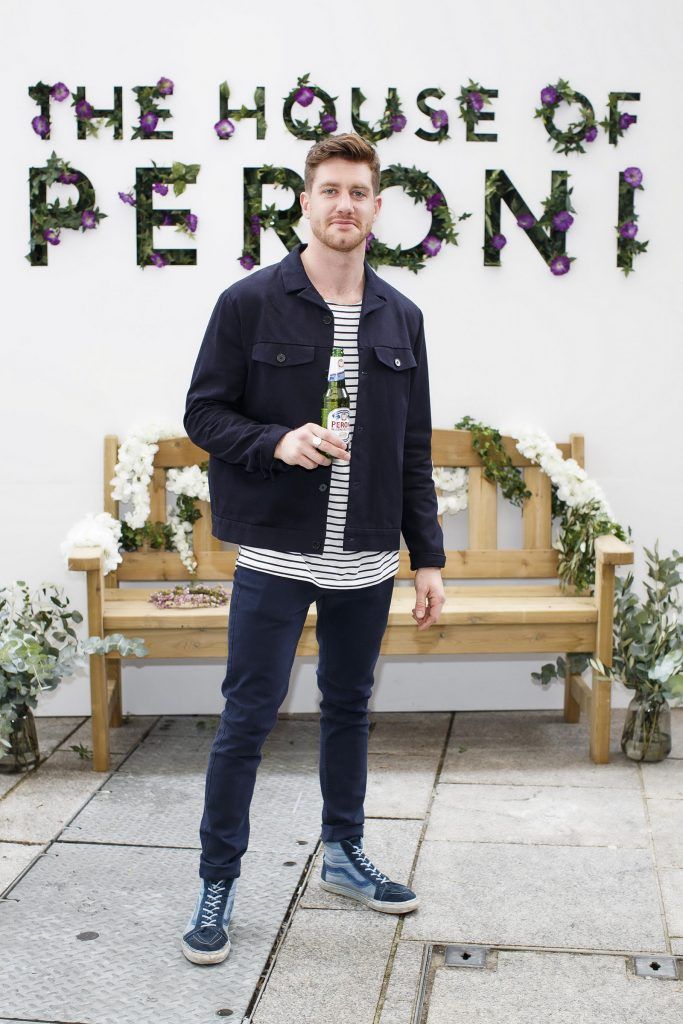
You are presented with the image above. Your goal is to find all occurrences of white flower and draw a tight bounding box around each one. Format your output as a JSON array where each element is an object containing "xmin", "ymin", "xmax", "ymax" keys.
[{"xmin": 60, "ymin": 512, "xmax": 123, "ymax": 575}]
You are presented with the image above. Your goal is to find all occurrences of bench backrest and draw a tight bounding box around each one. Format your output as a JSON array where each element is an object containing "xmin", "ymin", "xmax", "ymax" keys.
[{"xmin": 103, "ymin": 430, "xmax": 585, "ymax": 586}]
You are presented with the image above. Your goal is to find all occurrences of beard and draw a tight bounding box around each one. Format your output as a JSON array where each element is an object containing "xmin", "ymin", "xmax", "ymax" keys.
[{"xmin": 310, "ymin": 216, "xmax": 372, "ymax": 253}]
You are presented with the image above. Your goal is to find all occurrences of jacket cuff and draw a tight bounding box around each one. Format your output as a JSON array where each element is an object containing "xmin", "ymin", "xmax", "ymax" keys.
[
  {"xmin": 260, "ymin": 423, "xmax": 295, "ymax": 478},
  {"xmin": 409, "ymin": 551, "xmax": 446, "ymax": 572}
]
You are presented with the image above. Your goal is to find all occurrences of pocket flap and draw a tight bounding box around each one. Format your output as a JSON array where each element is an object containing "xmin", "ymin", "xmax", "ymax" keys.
[
  {"xmin": 372, "ymin": 346, "xmax": 417, "ymax": 371},
  {"xmin": 252, "ymin": 342, "xmax": 316, "ymax": 366}
]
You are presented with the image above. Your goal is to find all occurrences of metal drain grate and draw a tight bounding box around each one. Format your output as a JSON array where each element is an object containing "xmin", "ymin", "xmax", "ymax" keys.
[{"xmin": 633, "ymin": 955, "xmax": 679, "ymax": 980}]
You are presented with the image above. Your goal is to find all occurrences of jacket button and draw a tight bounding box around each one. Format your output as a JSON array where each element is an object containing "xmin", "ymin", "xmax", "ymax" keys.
[
  {"xmin": 322, "ymin": 315, "xmax": 332, "ymax": 324},
  {"xmin": 394, "ymin": 357, "xmax": 401, "ymax": 366},
  {"xmin": 318, "ymin": 483, "xmax": 327, "ymax": 491},
  {"xmin": 277, "ymin": 352, "xmax": 286, "ymax": 363},
  {"xmin": 357, "ymin": 426, "xmax": 364, "ymax": 433},
  {"xmin": 361, "ymin": 369, "xmax": 368, "ymax": 375},
  {"xmin": 312, "ymin": 541, "xmax": 321, "ymax": 549}
]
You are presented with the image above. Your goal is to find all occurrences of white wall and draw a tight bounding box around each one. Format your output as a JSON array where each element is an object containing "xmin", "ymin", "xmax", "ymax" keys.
[{"xmin": 3, "ymin": 0, "xmax": 681, "ymax": 717}]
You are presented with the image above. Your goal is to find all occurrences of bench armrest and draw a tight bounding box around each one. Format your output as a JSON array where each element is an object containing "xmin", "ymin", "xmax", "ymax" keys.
[
  {"xmin": 594, "ymin": 534, "xmax": 634, "ymax": 566},
  {"xmin": 67, "ymin": 545, "xmax": 106, "ymax": 572}
]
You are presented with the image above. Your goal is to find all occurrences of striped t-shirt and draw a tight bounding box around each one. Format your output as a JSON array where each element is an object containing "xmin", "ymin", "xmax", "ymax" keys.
[{"xmin": 235, "ymin": 300, "xmax": 401, "ymax": 589}]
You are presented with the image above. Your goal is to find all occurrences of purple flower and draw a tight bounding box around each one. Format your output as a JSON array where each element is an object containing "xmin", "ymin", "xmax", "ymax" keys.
[
  {"xmin": 426, "ymin": 191, "xmax": 444, "ymax": 212},
  {"xmin": 239, "ymin": 253, "xmax": 255, "ymax": 271},
  {"xmin": 42, "ymin": 227, "xmax": 60, "ymax": 246},
  {"xmin": 118, "ymin": 191, "xmax": 137, "ymax": 206},
  {"xmin": 431, "ymin": 109, "xmax": 448, "ymax": 129},
  {"xmin": 390, "ymin": 113, "xmax": 407, "ymax": 132},
  {"xmin": 491, "ymin": 233, "xmax": 507, "ymax": 250},
  {"xmin": 295, "ymin": 86, "xmax": 315, "ymax": 106},
  {"xmin": 58, "ymin": 171, "xmax": 80, "ymax": 184},
  {"xmin": 552, "ymin": 210, "xmax": 574, "ymax": 232},
  {"xmin": 624, "ymin": 166, "xmax": 643, "ymax": 187},
  {"xmin": 214, "ymin": 118, "xmax": 235, "ymax": 139},
  {"xmin": 156, "ymin": 77, "xmax": 174, "ymax": 96},
  {"xmin": 321, "ymin": 112, "xmax": 337, "ymax": 133},
  {"xmin": 541, "ymin": 86, "xmax": 559, "ymax": 107},
  {"xmin": 50, "ymin": 82, "xmax": 70, "ymax": 102},
  {"xmin": 150, "ymin": 252, "xmax": 169, "ymax": 268},
  {"xmin": 517, "ymin": 213, "xmax": 536, "ymax": 229},
  {"xmin": 161, "ymin": 213, "xmax": 174, "ymax": 226},
  {"xmin": 619, "ymin": 112, "xmax": 637, "ymax": 130},
  {"xmin": 140, "ymin": 111, "xmax": 159, "ymax": 134},
  {"xmin": 81, "ymin": 210, "xmax": 97, "ymax": 229},
  {"xmin": 619, "ymin": 221, "xmax": 638, "ymax": 239},
  {"xmin": 31, "ymin": 115, "xmax": 50, "ymax": 138},
  {"xmin": 421, "ymin": 234, "xmax": 442, "ymax": 257},
  {"xmin": 467, "ymin": 91, "xmax": 484, "ymax": 112},
  {"xmin": 185, "ymin": 213, "xmax": 198, "ymax": 233},
  {"xmin": 153, "ymin": 182, "xmax": 169, "ymax": 196},
  {"xmin": 250, "ymin": 214, "xmax": 262, "ymax": 236},
  {"xmin": 550, "ymin": 255, "xmax": 571, "ymax": 276},
  {"xmin": 584, "ymin": 124, "xmax": 598, "ymax": 143},
  {"xmin": 75, "ymin": 99, "xmax": 94, "ymax": 119},
  {"xmin": 365, "ymin": 232, "xmax": 375, "ymax": 251}
]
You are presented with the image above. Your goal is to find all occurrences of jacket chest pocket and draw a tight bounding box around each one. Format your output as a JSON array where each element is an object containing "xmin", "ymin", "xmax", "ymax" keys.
[
  {"xmin": 372, "ymin": 346, "xmax": 417, "ymax": 372},
  {"xmin": 251, "ymin": 342, "xmax": 316, "ymax": 367}
]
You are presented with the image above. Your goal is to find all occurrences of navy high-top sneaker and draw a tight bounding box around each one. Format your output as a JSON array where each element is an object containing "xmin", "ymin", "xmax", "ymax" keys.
[
  {"xmin": 321, "ymin": 835, "xmax": 418, "ymax": 913},
  {"xmin": 181, "ymin": 877, "xmax": 237, "ymax": 964}
]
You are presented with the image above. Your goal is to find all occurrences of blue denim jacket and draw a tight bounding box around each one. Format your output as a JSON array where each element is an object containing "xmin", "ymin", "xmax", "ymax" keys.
[{"xmin": 183, "ymin": 241, "xmax": 445, "ymax": 571}]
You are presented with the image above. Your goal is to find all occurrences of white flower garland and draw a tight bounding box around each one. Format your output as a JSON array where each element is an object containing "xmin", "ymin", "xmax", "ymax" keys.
[
  {"xmin": 63, "ymin": 420, "xmax": 208, "ymax": 577},
  {"xmin": 432, "ymin": 423, "xmax": 614, "ymax": 523},
  {"xmin": 166, "ymin": 465, "xmax": 211, "ymax": 575}
]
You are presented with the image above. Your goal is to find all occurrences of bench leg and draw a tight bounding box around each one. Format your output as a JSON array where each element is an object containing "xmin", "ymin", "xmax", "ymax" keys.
[
  {"xmin": 589, "ymin": 668, "xmax": 612, "ymax": 764},
  {"xmin": 563, "ymin": 655, "xmax": 581, "ymax": 723},
  {"xmin": 108, "ymin": 660, "xmax": 123, "ymax": 729},
  {"xmin": 89, "ymin": 652, "xmax": 111, "ymax": 772}
]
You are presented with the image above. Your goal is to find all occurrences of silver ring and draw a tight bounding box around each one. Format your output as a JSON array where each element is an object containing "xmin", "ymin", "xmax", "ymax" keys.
[{"xmin": 312, "ymin": 434, "xmax": 322, "ymax": 447}]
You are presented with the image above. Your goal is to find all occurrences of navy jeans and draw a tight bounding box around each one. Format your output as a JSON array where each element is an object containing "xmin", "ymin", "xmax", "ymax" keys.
[{"xmin": 198, "ymin": 563, "xmax": 396, "ymax": 880}]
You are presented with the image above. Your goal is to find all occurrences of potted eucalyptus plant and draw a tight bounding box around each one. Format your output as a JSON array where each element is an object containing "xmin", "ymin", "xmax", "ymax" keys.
[
  {"xmin": 0, "ymin": 580, "xmax": 147, "ymax": 772},
  {"xmin": 534, "ymin": 542, "xmax": 683, "ymax": 762}
]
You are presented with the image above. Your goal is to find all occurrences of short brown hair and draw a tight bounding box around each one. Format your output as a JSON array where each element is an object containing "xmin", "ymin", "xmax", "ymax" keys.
[{"xmin": 304, "ymin": 132, "xmax": 380, "ymax": 198}]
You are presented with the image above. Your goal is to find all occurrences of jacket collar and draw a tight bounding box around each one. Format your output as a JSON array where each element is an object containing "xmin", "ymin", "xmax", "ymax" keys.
[{"xmin": 280, "ymin": 241, "xmax": 388, "ymax": 318}]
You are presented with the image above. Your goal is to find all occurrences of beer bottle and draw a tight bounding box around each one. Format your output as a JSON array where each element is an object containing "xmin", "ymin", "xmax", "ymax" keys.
[{"xmin": 321, "ymin": 346, "xmax": 350, "ymax": 461}]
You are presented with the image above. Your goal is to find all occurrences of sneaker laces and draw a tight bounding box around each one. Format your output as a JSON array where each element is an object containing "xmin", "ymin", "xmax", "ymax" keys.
[
  {"xmin": 349, "ymin": 843, "xmax": 390, "ymax": 884},
  {"xmin": 200, "ymin": 880, "xmax": 227, "ymax": 928}
]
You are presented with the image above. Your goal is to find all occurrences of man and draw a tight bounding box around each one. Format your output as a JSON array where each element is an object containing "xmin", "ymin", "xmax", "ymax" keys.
[{"xmin": 181, "ymin": 132, "xmax": 446, "ymax": 965}]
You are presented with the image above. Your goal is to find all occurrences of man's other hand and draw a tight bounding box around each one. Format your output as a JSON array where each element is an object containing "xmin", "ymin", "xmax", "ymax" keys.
[
  {"xmin": 412, "ymin": 567, "xmax": 446, "ymax": 631},
  {"xmin": 274, "ymin": 423, "xmax": 351, "ymax": 470}
]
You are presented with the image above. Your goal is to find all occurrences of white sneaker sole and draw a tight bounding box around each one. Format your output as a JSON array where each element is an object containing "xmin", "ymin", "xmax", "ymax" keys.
[
  {"xmin": 181, "ymin": 935, "xmax": 231, "ymax": 965},
  {"xmin": 320, "ymin": 878, "xmax": 418, "ymax": 914}
]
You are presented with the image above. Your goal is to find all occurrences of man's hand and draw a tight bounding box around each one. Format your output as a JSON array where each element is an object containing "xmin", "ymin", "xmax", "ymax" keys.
[
  {"xmin": 274, "ymin": 423, "xmax": 351, "ymax": 470},
  {"xmin": 412, "ymin": 567, "xmax": 446, "ymax": 631}
]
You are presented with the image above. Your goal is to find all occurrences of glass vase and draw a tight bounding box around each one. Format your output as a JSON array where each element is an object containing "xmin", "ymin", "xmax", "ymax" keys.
[
  {"xmin": 621, "ymin": 692, "xmax": 672, "ymax": 763},
  {"xmin": 0, "ymin": 704, "xmax": 40, "ymax": 773}
]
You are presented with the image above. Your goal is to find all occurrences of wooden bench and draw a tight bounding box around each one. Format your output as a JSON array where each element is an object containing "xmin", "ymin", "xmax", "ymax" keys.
[{"xmin": 68, "ymin": 429, "xmax": 634, "ymax": 772}]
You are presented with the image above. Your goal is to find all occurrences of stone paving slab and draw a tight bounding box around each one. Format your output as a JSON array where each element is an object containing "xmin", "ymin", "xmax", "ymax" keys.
[
  {"xmin": 0, "ymin": 841, "xmax": 312, "ymax": 1024},
  {"xmin": 251, "ymin": 908, "xmax": 398, "ymax": 1024},
  {"xmin": 0, "ymin": 841, "xmax": 47, "ymax": 894},
  {"xmin": 401, "ymin": 839, "xmax": 666, "ymax": 952},
  {"xmin": 647, "ymin": 798, "xmax": 683, "ymax": 867},
  {"xmin": 58, "ymin": 714, "xmax": 159, "ymax": 755},
  {"xmin": 658, "ymin": 867, "xmax": 683, "ymax": 938},
  {"xmin": 377, "ymin": 939, "xmax": 425, "ymax": 1024},
  {"xmin": 424, "ymin": 949, "xmax": 683, "ymax": 1024},
  {"xmin": 449, "ymin": 709, "xmax": 627, "ymax": 747},
  {"xmin": 441, "ymin": 742, "xmax": 641, "ymax": 788},
  {"xmin": 368, "ymin": 712, "xmax": 451, "ymax": 754},
  {"xmin": 425, "ymin": 782, "xmax": 649, "ymax": 848},
  {"xmin": 641, "ymin": 758, "xmax": 683, "ymax": 798},
  {"xmin": 0, "ymin": 748, "xmax": 127, "ymax": 844},
  {"xmin": 299, "ymin": 818, "xmax": 423, "ymax": 911},
  {"xmin": 365, "ymin": 752, "xmax": 441, "ymax": 818}
]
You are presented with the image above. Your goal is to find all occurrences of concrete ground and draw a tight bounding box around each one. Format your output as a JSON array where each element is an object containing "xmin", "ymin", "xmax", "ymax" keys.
[{"xmin": 1, "ymin": 706, "xmax": 682, "ymax": 1023}]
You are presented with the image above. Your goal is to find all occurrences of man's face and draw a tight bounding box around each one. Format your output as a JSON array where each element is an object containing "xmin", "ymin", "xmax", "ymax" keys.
[{"xmin": 301, "ymin": 157, "xmax": 381, "ymax": 254}]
